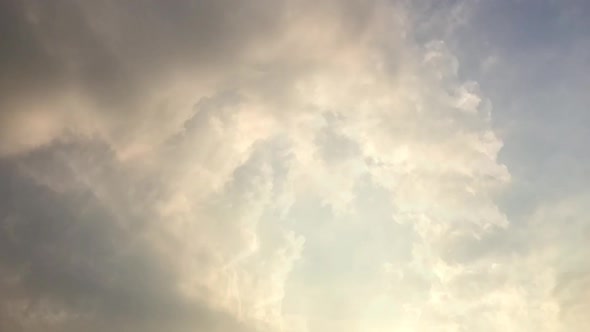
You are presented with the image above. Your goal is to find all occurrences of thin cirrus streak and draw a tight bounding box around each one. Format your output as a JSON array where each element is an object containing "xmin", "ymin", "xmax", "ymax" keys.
[{"xmin": 1, "ymin": 0, "xmax": 589, "ymax": 331}]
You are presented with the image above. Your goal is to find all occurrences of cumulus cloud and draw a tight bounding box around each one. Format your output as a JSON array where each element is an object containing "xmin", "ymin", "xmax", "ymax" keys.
[{"xmin": 1, "ymin": 0, "xmax": 589, "ymax": 331}]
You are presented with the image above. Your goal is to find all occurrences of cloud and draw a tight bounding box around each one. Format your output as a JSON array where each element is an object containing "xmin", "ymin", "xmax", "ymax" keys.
[
  {"xmin": 2, "ymin": 0, "xmax": 590, "ymax": 331},
  {"xmin": 0, "ymin": 0, "xmax": 379, "ymax": 157},
  {"xmin": 0, "ymin": 143, "xmax": 263, "ymax": 332}
]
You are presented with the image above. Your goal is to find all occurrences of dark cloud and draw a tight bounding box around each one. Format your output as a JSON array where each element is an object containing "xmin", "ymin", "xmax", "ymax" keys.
[
  {"xmin": 0, "ymin": 0, "xmax": 381, "ymax": 156},
  {"xmin": 0, "ymin": 141, "xmax": 259, "ymax": 332},
  {"xmin": 0, "ymin": 0, "xmax": 285, "ymax": 107},
  {"xmin": 0, "ymin": 0, "xmax": 289, "ymax": 154}
]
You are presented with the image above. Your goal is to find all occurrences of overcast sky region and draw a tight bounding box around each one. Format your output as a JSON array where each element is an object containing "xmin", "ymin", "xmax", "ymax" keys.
[{"xmin": 1, "ymin": 0, "xmax": 590, "ymax": 331}]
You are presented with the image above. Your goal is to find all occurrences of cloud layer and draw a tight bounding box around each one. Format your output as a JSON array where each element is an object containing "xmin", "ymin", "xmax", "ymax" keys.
[{"xmin": 1, "ymin": 0, "xmax": 589, "ymax": 331}]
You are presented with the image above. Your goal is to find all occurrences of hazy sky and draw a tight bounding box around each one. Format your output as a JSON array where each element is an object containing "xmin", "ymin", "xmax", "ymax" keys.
[{"xmin": 1, "ymin": 0, "xmax": 589, "ymax": 331}]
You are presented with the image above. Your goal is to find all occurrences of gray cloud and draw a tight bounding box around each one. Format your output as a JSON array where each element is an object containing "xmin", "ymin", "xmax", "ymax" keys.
[
  {"xmin": 3, "ymin": 0, "xmax": 590, "ymax": 331},
  {"xmin": 0, "ymin": 141, "xmax": 262, "ymax": 332},
  {"xmin": 0, "ymin": 0, "xmax": 285, "ymax": 155},
  {"xmin": 0, "ymin": 0, "xmax": 382, "ymax": 156}
]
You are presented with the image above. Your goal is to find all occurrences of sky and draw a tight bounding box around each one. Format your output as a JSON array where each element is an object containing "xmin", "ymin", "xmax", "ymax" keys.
[{"xmin": 1, "ymin": 0, "xmax": 589, "ymax": 331}]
